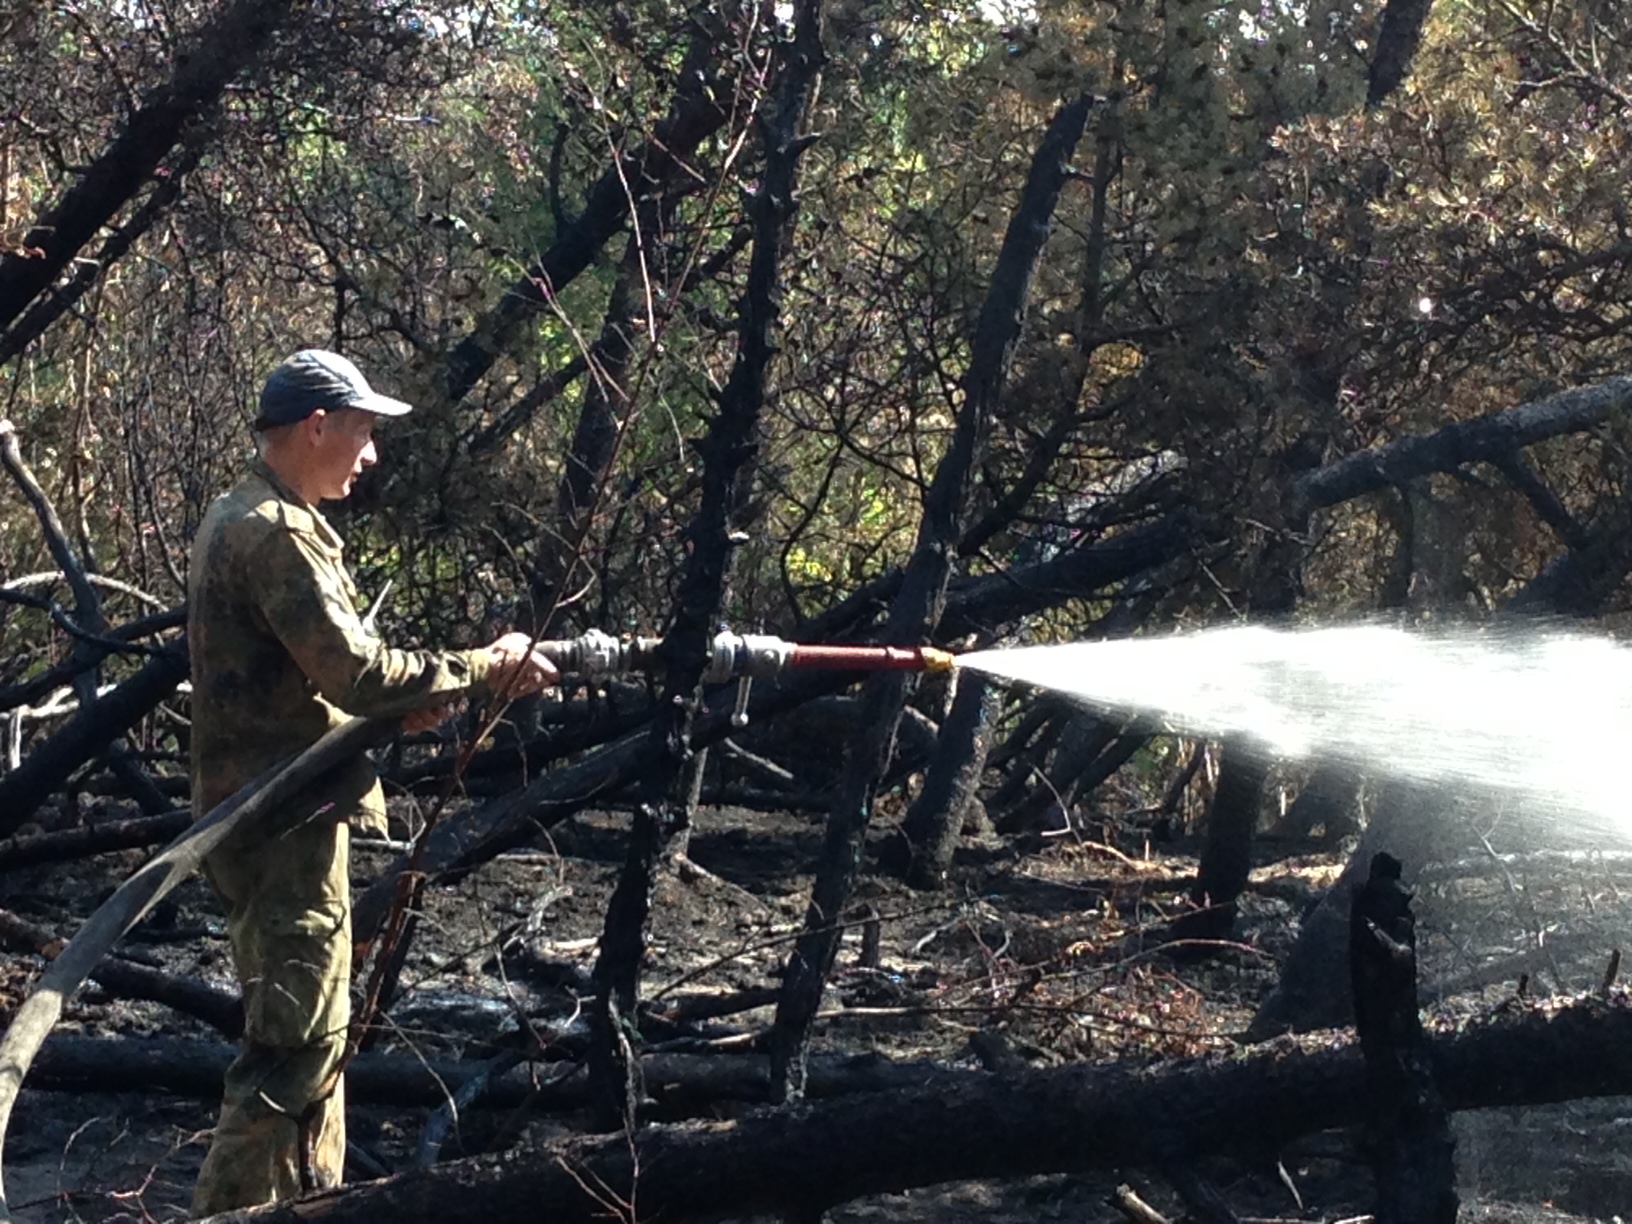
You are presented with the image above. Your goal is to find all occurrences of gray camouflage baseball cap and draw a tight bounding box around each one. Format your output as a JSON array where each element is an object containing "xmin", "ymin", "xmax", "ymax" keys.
[{"xmin": 255, "ymin": 349, "xmax": 413, "ymax": 429}]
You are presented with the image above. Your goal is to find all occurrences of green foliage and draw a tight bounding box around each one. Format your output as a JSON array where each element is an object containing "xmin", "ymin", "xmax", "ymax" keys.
[{"xmin": 7, "ymin": 0, "xmax": 1632, "ymax": 693}]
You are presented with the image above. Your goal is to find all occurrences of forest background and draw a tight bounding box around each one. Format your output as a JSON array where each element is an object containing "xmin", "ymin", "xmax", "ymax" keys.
[{"xmin": 6, "ymin": 0, "xmax": 1632, "ymax": 1219}]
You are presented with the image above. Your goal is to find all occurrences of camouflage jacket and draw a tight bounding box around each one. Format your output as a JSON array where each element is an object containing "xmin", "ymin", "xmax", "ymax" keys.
[{"xmin": 188, "ymin": 460, "xmax": 490, "ymax": 825}]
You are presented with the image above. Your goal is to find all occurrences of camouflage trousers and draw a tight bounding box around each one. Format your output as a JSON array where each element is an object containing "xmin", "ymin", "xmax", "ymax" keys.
[{"xmin": 192, "ymin": 816, "xmax": 352, "ymax": 1216}]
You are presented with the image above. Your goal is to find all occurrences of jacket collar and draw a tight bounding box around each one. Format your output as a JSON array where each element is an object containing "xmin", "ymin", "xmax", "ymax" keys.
[
  {"xmin": 249, "ymin": 458, "xmax": 343, "ymax": 551},
  {"xmin": 250, "ymin": 457, "xmax": 310, "ymax": 507}
]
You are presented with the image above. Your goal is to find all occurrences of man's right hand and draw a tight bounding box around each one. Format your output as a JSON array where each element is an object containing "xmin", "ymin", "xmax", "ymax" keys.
[{"xmin": 484, "ymin": 631, "xmax": 560, "ymax": 697}]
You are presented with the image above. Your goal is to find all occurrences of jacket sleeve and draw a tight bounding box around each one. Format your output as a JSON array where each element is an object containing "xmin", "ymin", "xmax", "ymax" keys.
[{"xmin": 247, "ymin": 521, "xmax": 491, "ymax": 717}]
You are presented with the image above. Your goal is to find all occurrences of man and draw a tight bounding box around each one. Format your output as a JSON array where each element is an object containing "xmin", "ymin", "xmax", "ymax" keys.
[{"xmin": 188, "ymin": 349, "xmax": 556, "ymax": 1214}]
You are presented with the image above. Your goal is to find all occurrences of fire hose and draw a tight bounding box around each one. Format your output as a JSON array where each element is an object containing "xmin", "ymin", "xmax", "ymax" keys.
[
  {"xmin": 0, "ymin": 630, "xmax": 957, "ymax": 1216},
  {"xmin": 535, "ymin": 629, "xmax": 956, "ymax": 725},
  {"xmin": 536, "ymin": 627, "xmax": 954, "ymax": 679}
]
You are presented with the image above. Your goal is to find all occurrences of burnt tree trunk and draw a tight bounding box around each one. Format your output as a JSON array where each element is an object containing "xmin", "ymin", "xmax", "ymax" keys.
[
  {"xmin": 585, "ymin": 1, "xmax": 827, "ymax": 1132},
  {"xmin": 1172, "ymin": 432, "xmax": 1324, "ymax": 947},
  {"xmin": 770, "ymin": 93, "xmax": 1095, "ymax": 1102},
  {"xmin": 898, "ymin": 673, "xmax": 997, "ymax": 890},
  {"xmin": 957, "ymin": 98, "xmax": 1124, "ymax": 565},
  {"xmin": 1174, "ymin": 741, "xmax": 1270, "ymax": 944},
  {"xmin": 1350, "ymin": 852, "xmax": 1457, "ymax": 1222},
  {"xmin": 1250, "ymin": 780, "xmax": 1441, "ymax": 1038},
  {"xmin": 529, "ymin": 201, "xmax": 666, "ymax": 635},
  {"xmin": 669, "ymin": 744, "xmax": 709, "ymax": 863},
  {"xmin": 495, "ymin": 209, "xmax": 657, "ymax": 743},
  {"xmin": 588, "ymin": 800, "xmax": 673, "ymax": 1130},
  {"xmin": 1366, "ymin": 0, "xmax": 1436, "ymax": 107},
  {"xmin": 31, "ymin": 1036, "xmax": 975, "ymax": 1110}
]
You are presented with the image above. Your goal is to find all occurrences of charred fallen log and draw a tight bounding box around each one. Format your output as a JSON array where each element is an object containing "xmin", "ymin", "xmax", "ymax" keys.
[
  {"xmin": 194, "ymin": 991, "xmax": 1632, "ymax": 1224},
  {"xmin": 0, "ymin": 907, "xmax": 241, "ymax": 1037},
  {"xmin": 0, "ymin": 809, "xmax": 190, "ymax": 872},
  {"xmin": 28, "ymin": 1037, "xmax": 963, "ymax": 1110},
  {"xmin": 30, "ymin": 1036, "xmax": 488, "ymax": 1105}
]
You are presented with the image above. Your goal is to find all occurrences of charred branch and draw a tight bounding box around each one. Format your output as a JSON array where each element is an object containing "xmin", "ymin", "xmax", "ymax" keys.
[
  {"xmin": 0, "ymin": 0, "xmax": 297, "ymax": 346},
  {"xmin": 1486, "ymin": 452, "xmax": 1588, "ymax": 551},
  {"xmin": 1294, "ymin": 376, "xmax": 1632, "ymax": 511},
  {"xmin": 0, "ymin": 143, "xmax": 205, "ymax": 367},
  {"xmin": 0, "ymin": 605, "xmax": 185, "ymax": 715},
  {"xmin": 0, "ymin": 641, "xmax": 188, "ymax": 837},
  {"xmin": 994, "ymin": 717, "xmax": 1144, "ymax": 837},
  {"xmin": 1173, "ymin": 742, "xmax": 1272, "ymax": 944},
  {"xmin": 0, "ymin": 418, "xmax": 172, "ymax": 815},
  {"xmin": 0, "ymin": 809, "xmax": 191, "ymax": 872},
  {"xmin": 441, "ymin": 18, "xmax": 735, "ymax": 407}
]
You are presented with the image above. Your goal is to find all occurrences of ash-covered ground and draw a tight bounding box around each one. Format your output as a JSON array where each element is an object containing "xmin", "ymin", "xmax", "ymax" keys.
[{"xmin": 4, "ymin": 796, "xmax": 1631, "ymax": 1222}]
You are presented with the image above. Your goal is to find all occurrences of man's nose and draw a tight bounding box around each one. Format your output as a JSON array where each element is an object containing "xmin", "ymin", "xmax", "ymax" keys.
[{"xmin": 360, "ymin": 438, "xmax": 378, "ymax": 467}]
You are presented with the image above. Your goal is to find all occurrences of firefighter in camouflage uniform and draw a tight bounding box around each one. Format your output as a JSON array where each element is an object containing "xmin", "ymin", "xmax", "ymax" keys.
[{"xmin": 188, "ymin": 350, "xmax": 557, "ymax": 1215}]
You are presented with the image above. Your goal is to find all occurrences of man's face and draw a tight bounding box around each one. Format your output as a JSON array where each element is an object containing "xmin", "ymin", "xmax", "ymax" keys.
[{"xmin": 307, "ymin": 408, "xmax": 378, "ymax": 501}]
